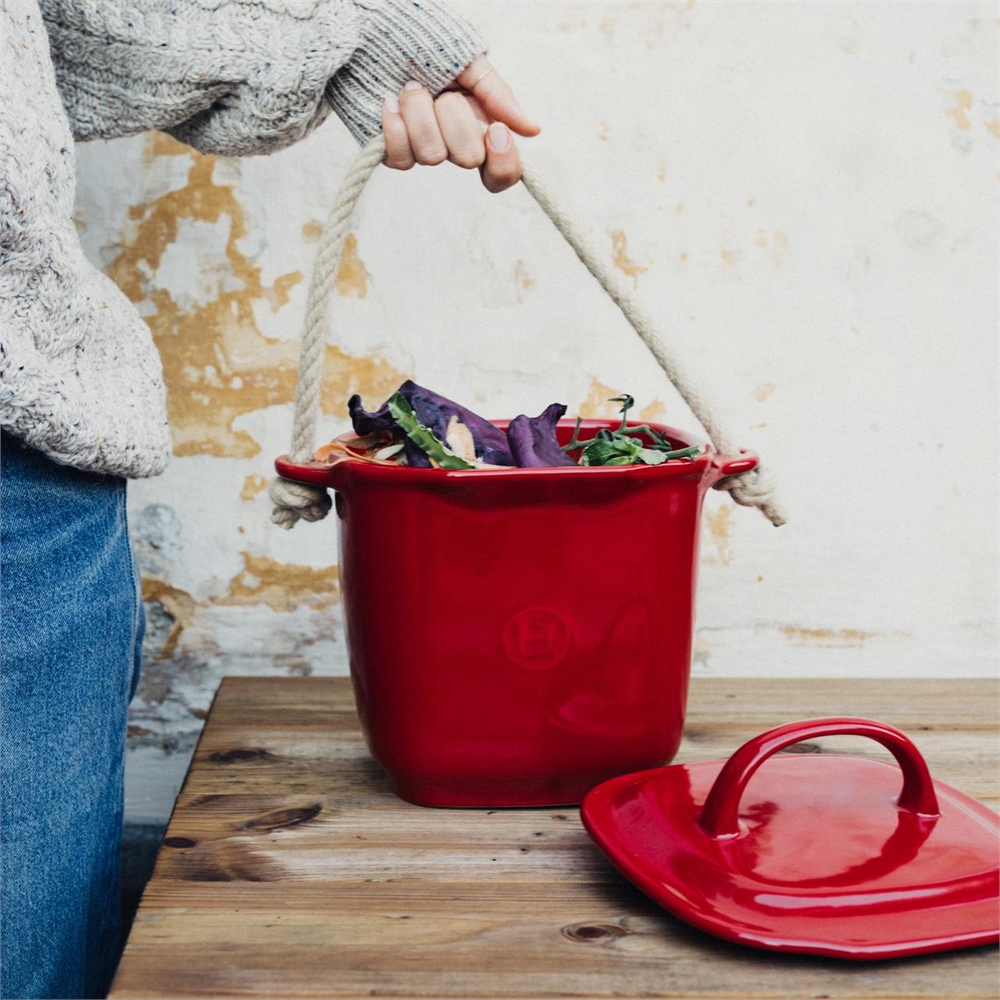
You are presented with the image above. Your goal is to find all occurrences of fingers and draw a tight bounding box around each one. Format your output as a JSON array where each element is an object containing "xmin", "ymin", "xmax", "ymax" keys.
[
  {"xmin": 381, "ymin": 97, "xmax": 415, "ymax": 170},
  {"xmin": 380, "ymin": 73, "xmax": 532, "ymax": 194},
  {"xmin": 456, "ymin": 56, "xmax": 540, "ymax": 137},
  {"xmin": 398, "ymin": 80, "xmax": 448, "ymax": 165},
  {"xmin": 434, "ymin": 91, "xmax": 485, "ymax": 170},
  {"xmin": 480, "ymin": 121, "xmax": 521, "ymax": 194}
]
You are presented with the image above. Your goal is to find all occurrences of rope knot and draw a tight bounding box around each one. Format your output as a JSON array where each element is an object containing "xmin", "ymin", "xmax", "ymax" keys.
[
  {"xmin": 714, "ymin": 464, "xmax": 787, "ymax": 527},
  {"xmin": 269, "ymin": 476, "xmax": 332, "ymax": 530}
]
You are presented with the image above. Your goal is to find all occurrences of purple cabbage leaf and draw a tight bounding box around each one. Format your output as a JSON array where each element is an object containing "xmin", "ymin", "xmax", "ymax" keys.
[
  {"xmin": 349, "ymin": 380, "xmax": 515, "ymax": 468},
  {"xmin": 508, "ymin": 403, "xmax": 577, "ymax": 468}
]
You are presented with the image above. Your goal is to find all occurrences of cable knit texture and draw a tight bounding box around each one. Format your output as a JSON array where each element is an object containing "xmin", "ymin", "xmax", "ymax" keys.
[{"xmin": 0, "ymin": 0, "xmax": 484, "ymax": 477}]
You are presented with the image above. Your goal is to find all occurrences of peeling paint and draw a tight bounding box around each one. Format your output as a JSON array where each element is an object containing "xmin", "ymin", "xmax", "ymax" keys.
[
  {"xmin": 335, "ymin": 232, "xmax": 369, "ymax": 299},
  {"xmin": 240, "ymin": 474, "xmax": 269, "ymax": 501},
  {"xmin": 141, "ymin": 578, "xmax": 198, "ymax": 660},
  {"xmin": 946, "ymin": 89, "xmax": 973, "ymax": 131},
  {"xmin": 105, "ymin": 137, "xmax": 405, "ymax": 458},
  {"xmin": 985, "ymin": 120, "xmax": 1000, "ymax": 140},
  {"xmin": 772, "ymin": 230, "xmax": 789, "ymax": 267},
  {"xmin": 264, "ymin": 270, "xmax": 303, "ymax": 312},
  {"xmin": 752, "ymin": 382, "xmax": 776, "ymax": 403},
  {"xmin": 703, "ymin": 505, "xmax": 733, "ymax": 566},
  {"xmin": 579, "ymin": 379, "xmax": 625, "ymax": 420},
  {"xmin": 578, "ymin": 378, "xmax": 666, "ymax": 423},
  {"xmin": 513, "ymin": 259, "xmax": 534, "ymax": 300},
  {"xmin": 301, "ymin": 219, "xmax": 323, "ymax": 242},
  {"xmin": 776, "ymin": 626, "xmax": 878, "ymax": 648},
  {"xmin": 219, "ymin": 553, "xmax": 340, "ymax": 613},
  {"xmin": 610, "ymin": 230, "xmax": 648, "ymax": 286},
  {"xmin": 754, "ymin": 229, "xmax": 788, "ymax": 268}
]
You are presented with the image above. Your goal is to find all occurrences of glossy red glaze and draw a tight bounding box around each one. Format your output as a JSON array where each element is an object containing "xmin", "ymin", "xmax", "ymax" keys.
[
  {"xmin": 581, "ymin": 718, "xmax": 1000, "ymax": 959},
  {"xmin": 276, "ymin": 420, "xmax": 755, "ymax": 807}
]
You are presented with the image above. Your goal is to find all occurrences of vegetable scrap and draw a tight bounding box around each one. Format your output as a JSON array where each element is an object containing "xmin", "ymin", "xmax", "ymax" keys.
[{"xmin": 313, "ymin": 380, "xmax": 702, "ymax": 470}]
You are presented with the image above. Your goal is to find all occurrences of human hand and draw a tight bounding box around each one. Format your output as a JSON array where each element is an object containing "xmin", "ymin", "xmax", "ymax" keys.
[{"xmin": 381, "ymin": 55, "xmax": 540, "ymax": 193}]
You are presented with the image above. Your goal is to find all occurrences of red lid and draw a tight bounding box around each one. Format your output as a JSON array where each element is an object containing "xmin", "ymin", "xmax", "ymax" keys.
[{"xmin": 581, "ymin": 718, "xmax": 999, "ymax": 960}]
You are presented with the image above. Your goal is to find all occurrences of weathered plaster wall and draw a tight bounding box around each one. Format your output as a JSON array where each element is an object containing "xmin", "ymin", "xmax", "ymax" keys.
[{"xmin": 71, "ymin": 1, "xmax": 998, "ymax": 823}]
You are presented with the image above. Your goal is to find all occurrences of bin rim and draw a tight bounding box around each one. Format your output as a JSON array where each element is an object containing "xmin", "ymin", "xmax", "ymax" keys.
[{"xmin": 275, "ymin": 418, "xmax": 758, "ymax": 490}]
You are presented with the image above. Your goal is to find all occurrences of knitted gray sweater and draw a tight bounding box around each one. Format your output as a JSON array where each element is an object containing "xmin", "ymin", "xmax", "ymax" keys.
[{"xmin": 0, "ymin": 0, "xmax": 484, "ymax": 477}]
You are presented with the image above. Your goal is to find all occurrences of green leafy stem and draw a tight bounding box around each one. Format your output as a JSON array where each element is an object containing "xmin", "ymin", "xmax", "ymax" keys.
[{"xmin": 563, "ymin": 395, "xmax": 701, "ymax": 467}]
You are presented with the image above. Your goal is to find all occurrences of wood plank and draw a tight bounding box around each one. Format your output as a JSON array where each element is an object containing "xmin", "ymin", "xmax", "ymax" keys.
[{"xmin": 111, "ymin": 677, "xmax": 999, "ymax": 999}]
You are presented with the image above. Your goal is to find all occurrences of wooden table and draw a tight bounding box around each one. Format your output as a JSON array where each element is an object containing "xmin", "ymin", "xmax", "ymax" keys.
[{"xmin": 110, "ymin": 677, "xmax": 999, "ymax": 999}]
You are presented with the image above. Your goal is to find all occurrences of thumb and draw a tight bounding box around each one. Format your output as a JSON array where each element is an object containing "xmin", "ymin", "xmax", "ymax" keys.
[{"xmin": 456, "ymin": 56, "xmax": 540, "ymax": 137}]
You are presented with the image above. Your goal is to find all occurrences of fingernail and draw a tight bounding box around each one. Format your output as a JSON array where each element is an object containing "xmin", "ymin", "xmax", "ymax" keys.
[
  {"xmin": 384, "ymin": 96, "xmax": 400, "ymax": 115},
  {"xmin": 487, "ymin": 121, "xmax": 510, "ymax": 152},
  {"xmin": 403, "ymin": 80, "xmax": 423, "ymax": 92}
]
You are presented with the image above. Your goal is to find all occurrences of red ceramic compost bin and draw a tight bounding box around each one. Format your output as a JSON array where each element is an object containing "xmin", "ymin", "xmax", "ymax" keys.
[{"xmin": 276, "ymin": 419, "xmax": 757, "ymax": 808}]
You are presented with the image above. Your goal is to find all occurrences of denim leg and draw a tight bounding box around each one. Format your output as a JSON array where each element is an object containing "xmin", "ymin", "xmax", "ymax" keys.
[{"xmin": 0, "ymin": 433, "xmax": 143, "ymax": 1000}]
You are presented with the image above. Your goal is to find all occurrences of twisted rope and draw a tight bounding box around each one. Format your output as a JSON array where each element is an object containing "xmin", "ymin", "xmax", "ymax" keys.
[{"xmin": 270, "ymin": 133, "xmax": 786, "ymax": 528}]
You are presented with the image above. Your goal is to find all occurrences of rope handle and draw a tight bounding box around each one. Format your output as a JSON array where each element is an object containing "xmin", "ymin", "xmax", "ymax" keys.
[{"xmin": 269, "ymin": 135, "xmax": 786, "ymax": 529}]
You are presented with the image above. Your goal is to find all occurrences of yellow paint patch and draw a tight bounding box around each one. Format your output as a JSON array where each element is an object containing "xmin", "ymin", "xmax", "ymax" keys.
[
  {"xmin": 220, "ymin": 553, "xmax": 340, "ymax": 613},
  {"xmin": 720, "ymin": 247, "xmax": 740, "ymax": 267},
  {"xmin": 597, "ymin": 121, "xmax": 612, "ymax": 141},
  {"xmin": 772, "ymin": 230, "xmax": 789, "ymax": 267},
  {"xmin": 578, "ymin": 379, "xmax": 625, "ymax": 420},
  {"xmin": 335, "ymin": 233, "xmax": 369, "ymax": 299},
  {"xmin": 144, "ymin": 131, "xmax": 191, "ymax": 163},
  {"xmin": 752, "ymin": 382, "xmax": 776, "ymax": 403},
  {"xmin": 302, "ymin": 219, "xmax": 323, "ymax": 242},
  {"xmin": 513, "ymin": 260, "xmax": 533, "ymax": 290},
  {"xmin": 679, "ymin": 252, "xmax": 688, "ymax": 262},
  {"xmin": 754, "ymin": 230, "xmax": 789, "ymax": 267},
  {"xmin": 240, "ymin": 474, "xmax": 268, "ymax": 501},
  {"xmin": 578, "ymin": 381, "xmax": 667, "ymax": 423},
  {"xmin": 703, "ymin": 505, "xmax": 733, "ymax": 566},
  {"xmin": 986, "ymin": 120, "xmax": 1000, "ymax": 140},
  {"xmin": 610, "ymin": 230, "xmax": 648, "ymax": 286},
  {"xmin": 778, "ymin": 626, "xmax": 876, "ymax": 647},
  {"xmin": 639, "ymin": 399, "xmax": 668, "ymax": 423},
  {"xmin": 946, "ymin": 90, "xmax": 973, "ymax": 131},
  {"xmin": 657, "ymin": 160, "xmax": 667, "ymax": 182},
  {"xmin": 106, "ymin": 139, "xmax": 406, "ymax": 458},
  {"xmin": 264, "ymin": 270, "xmax": 303, "ymax": 313},
  {"xmin": 141, "ymin": 578, "xmax": 198, "ymax": 659}
]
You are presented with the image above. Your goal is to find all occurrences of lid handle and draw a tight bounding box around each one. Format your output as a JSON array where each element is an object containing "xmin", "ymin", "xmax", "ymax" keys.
[{"xmin": 698, "ymin": 717, "xmax": 941, "ymax": 839}]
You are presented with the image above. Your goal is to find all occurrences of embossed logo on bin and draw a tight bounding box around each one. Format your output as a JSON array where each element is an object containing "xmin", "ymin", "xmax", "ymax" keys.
[{"xmin": 502, "ymin": 607, "xmax": 572, "ymax": 670}]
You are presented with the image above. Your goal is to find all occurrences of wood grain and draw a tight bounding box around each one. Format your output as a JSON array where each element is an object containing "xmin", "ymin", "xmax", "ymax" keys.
[{"xmin": 110, "ymin": 677, "xmax": 999, "ymax": 999}]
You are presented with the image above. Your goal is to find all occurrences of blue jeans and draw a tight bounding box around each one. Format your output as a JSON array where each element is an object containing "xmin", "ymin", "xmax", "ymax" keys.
[{"xmin": 0, "ymin": 432, "xmax": 144, "ymax": 1000}]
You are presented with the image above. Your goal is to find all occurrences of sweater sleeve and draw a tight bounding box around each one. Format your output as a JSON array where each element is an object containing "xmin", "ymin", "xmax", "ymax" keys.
[{"xmin": 40, "ymin": 0, "xmax": 486, "ymax": 155}]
